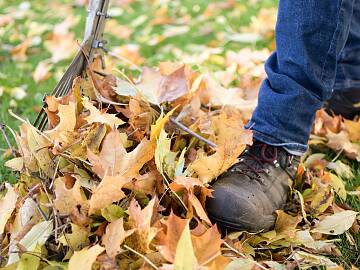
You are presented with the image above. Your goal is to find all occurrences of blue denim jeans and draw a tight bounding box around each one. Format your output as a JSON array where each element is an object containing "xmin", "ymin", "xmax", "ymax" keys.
[{"xmin": 246, "ymin": 0, "xmax": 360, "ymax": 155}]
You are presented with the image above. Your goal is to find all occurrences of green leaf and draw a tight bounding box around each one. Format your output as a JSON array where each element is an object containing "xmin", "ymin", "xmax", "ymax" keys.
[
  {"xmin": 17, "ymin": 244, "xmax": 41, "ymax": 270},
  {"xmin": 329, "ymin": 173, "xmax": 347, "ymax": 200},
  {"xmin": 174, "ymin": 222, "xmax": 197, "ymax": 270}
]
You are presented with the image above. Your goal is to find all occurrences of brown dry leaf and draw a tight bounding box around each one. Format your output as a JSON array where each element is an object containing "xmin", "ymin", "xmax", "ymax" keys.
[
  {"xmin": 191, "ymin": 224, "xmax": 223, "ymax": 266},
  {"xmin": 83, "ymin": 98, "xmax": 125, "ymax": 129},
  {"xmin": 128, "ymin": 197, "xmax": 160, "ymax": 253},
  {"xmin": 170, "ymin": 177, "xmax": 212, "ymax": 225},
  {"xmin": 136, "ymin": 66, "xmax": 188, "ymax": 104},
  {"xmin": 344, "ymin": 119, "xmax": 360, "ymax": 142},
  {"xmin": 0, "ymin": 183, "xmax": 18, "ymax": 235},
  {"xmin": 157, "ymin": 212, "xmax": 188, "ymax": 263},
  {"xmin": 313, "ymin": 109, "xmax": 342, "ymax": 136},
  {"xmin": 111, "ymin": 44, "xmax": 144, "ymax": 66},
  {"xmin": 88, "ymin": 129, "xmax": 155, "ymax": 178},
  {"xmin": 46, "ymin": 101, "xmax": 77, "ymax": 143},
  {"xmin": 102, "ymin": 218, "xmax": 135, "ymax": 258},
  {"xmin": 68, "ymin": 244, "xmax": 105, "ymax": 270},
  {"xmin": 11, "ymin": 38, "xmax": 31, "ymax": 62},
  {"xmin": 89, "ymin": 175, "xmax": 132, "ymax": 214},
  {"xmin": 326, "ymin": 130, "xmax": 360, "ymax": 160},
  {"xmin": 44, "ymin": 32, "xmax": 77, "ymax": 63},
  {"xmin": 33, "ymin": 60, "xmax": 53, "ymax": 83},
  {"xmin": 53, "ymin": 177, "xmax": 88, "ymax": 215}
]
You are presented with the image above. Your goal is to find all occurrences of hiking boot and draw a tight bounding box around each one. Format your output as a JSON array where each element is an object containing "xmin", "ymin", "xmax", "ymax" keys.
[
  {"xmin": 325, "ymin": 88, "xmax": 360, "ymax": 119},
  {"xmin": 206, "ymin": 140, "xmax": 300, "ymax": 232}
]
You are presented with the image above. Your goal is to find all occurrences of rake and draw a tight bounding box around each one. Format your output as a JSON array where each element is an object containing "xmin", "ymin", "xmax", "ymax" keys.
[{"xmin": 33, "ymin": 0, "xmax": 111, "ymax": 131}]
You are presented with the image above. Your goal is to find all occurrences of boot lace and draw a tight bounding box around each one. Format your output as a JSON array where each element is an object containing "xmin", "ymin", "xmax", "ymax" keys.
[{"xmin": 230, "ymin": 142, "xmax": 280, "ymax": 182}]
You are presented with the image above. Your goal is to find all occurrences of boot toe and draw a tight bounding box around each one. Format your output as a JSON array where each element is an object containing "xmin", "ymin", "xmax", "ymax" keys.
[{"xmin": 206, "ymin": 177, "xmax": 277, "ymax": 232}]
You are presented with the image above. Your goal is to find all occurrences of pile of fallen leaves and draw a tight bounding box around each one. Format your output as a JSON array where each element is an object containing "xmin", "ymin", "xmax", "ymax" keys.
[{"xmin": 1, "ymin": 59, "xmax": 359, "ymax": 270}]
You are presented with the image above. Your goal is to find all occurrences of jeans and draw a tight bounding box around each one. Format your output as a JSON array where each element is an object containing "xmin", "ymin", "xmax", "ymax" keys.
[{"xmin": 246, "ymin": 0, "xmax": 360, "ymax": 155}]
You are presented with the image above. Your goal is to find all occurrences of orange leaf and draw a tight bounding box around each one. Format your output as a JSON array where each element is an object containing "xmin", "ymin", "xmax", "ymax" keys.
[
  {"xmin": 87, "ymin": 129, "xmax": 155, "ymax": 178},
  {"xmin": 89, "ymin": 175, "xmax": 132, "ymax": 214}
]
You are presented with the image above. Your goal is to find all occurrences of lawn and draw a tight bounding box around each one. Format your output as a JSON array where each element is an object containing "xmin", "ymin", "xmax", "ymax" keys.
[{"xmin": 0, "ymin": 0, "xmax": 359, "ymax": 268}]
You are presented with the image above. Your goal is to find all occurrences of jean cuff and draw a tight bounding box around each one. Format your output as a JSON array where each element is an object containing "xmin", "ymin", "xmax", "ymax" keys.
[
  {"xmin": 333, "ymin": 79, "xmax": 360, "ymax": 90},
  {"xmin": 245, "ymin": 122, "xmax": 307, "ymax": 156}
]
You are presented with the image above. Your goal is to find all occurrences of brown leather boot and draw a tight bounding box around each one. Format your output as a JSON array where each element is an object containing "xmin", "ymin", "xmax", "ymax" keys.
[{"xmin": 206, "ymin": 141, "xmax": 300, "ymax": 232}]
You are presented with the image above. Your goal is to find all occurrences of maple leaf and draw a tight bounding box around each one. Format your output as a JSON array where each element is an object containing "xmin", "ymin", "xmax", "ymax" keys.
[
  {"xmin": 344, "ymin": 118, "xmax": 360, "ymax": 142},
  {"xmin": 10, "ymin": 38, "xmax": 32, "ymax": 62},
  {"xmin": 326, "ymin": 130, "xmax": 360, "ymax": 160},
  {"xmin": 189, "ymin": 111, "xmax": 252, "ymax": 183},
  {"xmin": 0, "ymin": 184, "xmax": 18, "ymax": 235},
  {"xmin": 128, "ymin": 197, "xmax": 160, "ymax": 253},
  {"xmin": 68, "ymin": 244, "xmax": 105, "ymax": 270},
  {"xmin": 46, "ymin": 101, "xmax": 77, "ymax": 143},
  {"xmin": 157, "ymin": 212, "xmax": 188, "ymax": 263},
  {"xmin": 89, "ymin": 175, "xmax": 132, "ymax": 214},
  {"xmin": 191, "ymin": 224, "xmax": 223, "ymax": 266},
  {"xmin": 53, "ymin": 177, "xmax": 88, "ymax": 215},
  {"xmin": 312, "ymin": 210, "xmax": 358, "ymax": 235},
  {"xmin": 170, "ymin": 176, "xmax": 213, "ymax": 225},
  {"xmin": 129, "ymin": 65, "xmax": 189, "ymax": 105},
  {"xmin": 44, "ymin": 32, "xmax": 77, "ymax": 63},
  {"xmin": 26, "ymin": 124, "xmax": 55, "ymax": 178},
  {"xmin": 83, "ymin": 98, "xmax": 125, "ymax": 129},
  {"xmin": 102, "ymin": 218, "xmax": 135, "ymax": 258},
  {"xmin": 87, "ymin": 129, "xmax": 155, "ymax": 178},
  {"xmin": 173, "ymin": 222, "xmax": 198, "ymax": 269},
  {"xmin": 33, "ymin": 60, "xmax": 52, "ymax": 83}
]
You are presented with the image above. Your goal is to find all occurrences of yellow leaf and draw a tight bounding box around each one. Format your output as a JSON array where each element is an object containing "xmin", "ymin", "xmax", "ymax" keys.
[
  {"xmin": 53, "ymin": 177, "xmax": 88, "ymax": 215},
  {"xmin": 83, "ymin": 98, "xmax": 125, "ymax": 129},
  {"xmin": 89, "ymin": 175, "xmax": 131, "ymax": 214},
  {"xmin": 189, "ymin": 111, "xmax": 252, "ymax": 184},
  {"xmin": 102, "ymin": 218, "xmax": 135, "ymax": 258},
  {"xmin": 87, "ymin": 129, "xmax": 155, "ymax": 178},
  {"xmin": 4, "ymin": 157, "xmax": 24, "ymax": 172},
  {"xmin": 174, "ymin": 222, "xmax": 198, "ymax": 270},
  {"xmin": 329, "ymin": 173, "xmax": 347, "ymax": 200},
  {"xmin": 27, "ymin": 125, "xmax": 55, "ymax": 178},
  {"xmin": 150, "ymin": 107, "xmax": 176, "ymax": 142},
  {"xmin": 0, "ymin": 184, "xmax": 18, "ymax": 235},
  {"xmin": 68, "ymin": 244, "xmax": 105, "ymax": 270},
  {"xmin": 58, "ymin": 223, "xmax": 90, "ymax": 251},
  {"xmin": 344, "ymin": 119, "xmax": 360, "ymax": 142}
]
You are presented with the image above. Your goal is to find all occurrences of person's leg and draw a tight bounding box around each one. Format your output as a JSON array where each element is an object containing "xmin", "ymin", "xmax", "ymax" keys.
[
  {"xmin": 246, "ymin": 0, "xmax": 355, "ymax": 155},
  {"xmin": 207, "ymin": 0, "xmax": 356, "ymax": 232},
  {"xmin": 328, "ymin": 0, "xmax": 360, "ymax": 119}
]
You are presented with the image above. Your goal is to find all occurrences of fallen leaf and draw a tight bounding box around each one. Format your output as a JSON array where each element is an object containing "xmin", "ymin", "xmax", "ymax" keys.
[
  {"xmin": 135, "ymin": 66, "xmax": 188, "ymax": 104},
  {"xmin": 44, "ymin": 32, "xmax": 77, "ymax": 63},
  {"xmin": 87, "ymin": 129, "xmax": 155, "ymax": 178},
  {"xmin": 68, "ymin": 244, "xmax": 105, "ymax": 270},
  {"xmin": 33, "ymin": 60, "xmax": 52, "ymax": 83},
  {"xmin": 53, "ymin": 177, "xmax": 88, "ymax": 215},
  {"xmin": 312, "ymin": 210, "xmax": 358, "ymax": 235},
  {"xmin": 0, "ymin": 184, "xmax": 18, "ymax": 235},
  {"xmin": 102, "ymin": 218, "xmax": 135, "ymax": 258},
  {"xmin": 191, "ymin": 224, "xmax": 222, "ymax": 265},
  {"xmin": 173, "ymin": 222, "xmax": 198, "ymax": 269},
  {"xmin": 157, "ymin": 212, "xmax": 188, "ymax": 263},
  {"xmin": 128, "ymin": 197, "xmax": 160, "ymax": 253},
  {"xmin": 344, "ymin": 119, "xmax": 360, "ymax": 142},
  {"xmin": 83, "ymin": 98, "xmax": 125, "ymax": 129},
  {"xmin": 89, "ymin": 175, "xmax": 132, "ymax": 214}
]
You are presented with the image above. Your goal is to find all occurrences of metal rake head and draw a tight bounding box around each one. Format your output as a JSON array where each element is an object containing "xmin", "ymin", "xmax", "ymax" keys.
[{"xmin": 34, "ymin": 0, "xmax": 110, "ymax": 131}]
